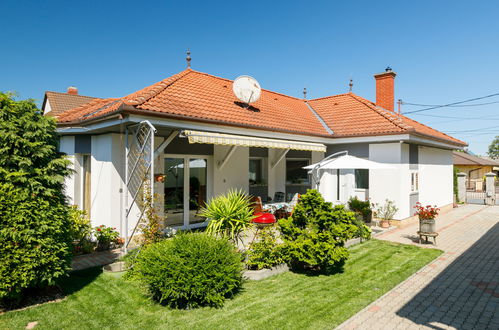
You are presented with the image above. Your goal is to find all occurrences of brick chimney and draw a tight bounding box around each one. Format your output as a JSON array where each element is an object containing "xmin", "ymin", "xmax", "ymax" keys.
[
  {"xmin": 374, "ymin": 67, "xmax": 396, "ymax": 111},
  {"xmin": 67, "ymin": 86, "xmax": 78, "ymax": 95}
]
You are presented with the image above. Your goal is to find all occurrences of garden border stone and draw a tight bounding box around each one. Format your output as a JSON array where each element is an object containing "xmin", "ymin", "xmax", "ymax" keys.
[{"xmin": 244, "ymin": 264, "xmax": 289, "ymax": 280}]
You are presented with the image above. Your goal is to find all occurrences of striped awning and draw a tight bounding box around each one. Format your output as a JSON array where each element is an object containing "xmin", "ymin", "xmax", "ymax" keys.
[{"xmin": 181, "ymin": 130, "xmax": 326, "ymax": 152}]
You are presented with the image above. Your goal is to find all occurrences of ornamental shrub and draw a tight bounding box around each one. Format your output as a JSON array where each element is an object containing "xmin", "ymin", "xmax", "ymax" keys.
[
  {"xmin": 200, "ymin": 189, "xmax": 255, "ymax": 244},
  {"xmin": 128, "ymin": 232, "xmax": 243, "ymax": 309},
  {"xmin": 0, "ymin": 92, "xmax": 72, "ymax": 305},
  {"xmin": 68, "ymin": 206, "xmax": 93, "ymax": 254},
  {"xmin": 278, "ymin": 190, "xmax": 358, "ymax": 273},
  {"xmin": 347, "ymin": 196, "xmax": 372, "ymax": 222},
  {"xmin": 246, "ymin": 225, "xmax": 286, "ymax": 270}
]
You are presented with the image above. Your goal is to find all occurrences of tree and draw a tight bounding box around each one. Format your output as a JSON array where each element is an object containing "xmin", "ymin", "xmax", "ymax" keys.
[
  {"xmin": 0, "ymin": 92, "xmax": 72, "ymax": 305},
  {"xmin": 488, "ymin": 136, "xmax": 499, "ymax": 159}
]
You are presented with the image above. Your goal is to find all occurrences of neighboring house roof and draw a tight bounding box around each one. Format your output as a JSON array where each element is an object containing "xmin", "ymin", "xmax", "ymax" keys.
[
  {"xmin": 43, "ymin": 91, "xmax": 99, "ymax": 117},
  {"xmin": 55, "ymin": 69, "xmax": 467, "ymax": 146},
  {"xmin": 453, "ymin": 151, "xmax": 499, "ymax": 166}
]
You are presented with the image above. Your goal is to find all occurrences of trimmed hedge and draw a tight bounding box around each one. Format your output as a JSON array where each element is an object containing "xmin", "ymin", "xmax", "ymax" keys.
[{"xmin": 127, "ymin": 232, "xmax": 243, "ymax": 309}]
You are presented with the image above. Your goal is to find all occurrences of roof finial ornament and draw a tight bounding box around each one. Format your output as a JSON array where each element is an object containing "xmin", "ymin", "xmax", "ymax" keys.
[
  {"xmin": 186, "ymin": 49, "xmax": 191, "ymax": 69},
  {"xmin": 349, "ymin": 79, "xmax": 353, "ymax": 92},
  {"xmin": 303, "ymin": 87, "xmax": 307, "ymax": 100},
  {"xmin": 385, "ymin": 66, "xmax": 392, "ymax": 72}
]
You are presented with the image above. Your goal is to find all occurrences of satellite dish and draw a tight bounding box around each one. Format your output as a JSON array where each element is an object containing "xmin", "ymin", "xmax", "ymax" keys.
[{"xmin": 232, "ymin": 75, "xmax": 261, "ymax": 104}]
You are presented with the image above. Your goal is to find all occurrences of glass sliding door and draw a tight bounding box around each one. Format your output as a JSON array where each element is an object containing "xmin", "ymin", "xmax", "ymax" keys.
[
  {"xmin": 188, "ymin": 158, "xmax": 207, "ymax": 225},
  {"xmin": 164, "ymin": 155, "xmax": 210, "ymax": 227},
  {"xmin": 164, "ymin": 158, "xmax": 185, "ymax": 226}
]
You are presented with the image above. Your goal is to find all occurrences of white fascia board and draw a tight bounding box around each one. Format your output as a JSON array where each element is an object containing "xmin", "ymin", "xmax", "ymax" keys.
[
  {"xmin": 57, "ymin": 114, "xmax": 462, "ymax": 150},
  {"xmin": 127, "ymin": 114, "xmax": 412, "ymax": 145},
  {"xmin": 405, "ymin": 135, "xmax": 464, "ymax": 150},
  {"xmin": 57, "ymin": 117, "xmax": 131, "ymax": 134}
]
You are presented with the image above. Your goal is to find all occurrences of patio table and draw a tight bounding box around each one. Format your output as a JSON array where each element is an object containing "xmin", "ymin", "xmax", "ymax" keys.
[{"xmin": 263, "ymin": 202, "xmax": 290, "ymax": 214}]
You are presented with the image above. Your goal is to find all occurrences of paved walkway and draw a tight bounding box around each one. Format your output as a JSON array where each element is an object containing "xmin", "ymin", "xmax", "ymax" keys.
[
  {"xmin": 71, "ymin": 248, "xmax": 122, "ymax": 271},
  {"xmin": 338, "ymin": 204, "xmax": 499, "ymax": 330}
]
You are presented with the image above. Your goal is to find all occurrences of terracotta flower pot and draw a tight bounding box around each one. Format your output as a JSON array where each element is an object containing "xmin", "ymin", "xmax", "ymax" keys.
[{"xmin": 380, "ymin": 220, "xmax": 390, "ymax": 228}]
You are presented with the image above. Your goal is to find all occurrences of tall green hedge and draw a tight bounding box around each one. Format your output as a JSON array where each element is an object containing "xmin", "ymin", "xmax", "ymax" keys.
[{"xmin": 0, "ymin": 92, "xmax": 72, "ymax": 305}]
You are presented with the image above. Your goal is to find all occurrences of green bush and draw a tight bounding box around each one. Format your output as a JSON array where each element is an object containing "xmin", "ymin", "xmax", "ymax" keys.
[
  {"xmin": 347, "ymin": 196, "xmax": 372, "ymax": 222},
  {"xmin": 246, "ymin": 226, "xmax": 286, "ymax": 270},
  {"xmin": 278, "ymin": 190, "xmax": 358, "ymax": 273},
  {"xmin": 128, "ymin": 232, "xmax": 243, "ymax": 309},
  {"xmin": 0, "ymin": 92, "xmax": 72, "ymax": 305},
  {"xmin": 68, "ymin": 206, "xmax": 93, "ymax": 254},
  {"xmin": 352, "ymin": 216, "xmax": 372, "ymax": 241},
  {"xmin": 200, "ymin": 189, "xmax": 254, "ymax": 244}
]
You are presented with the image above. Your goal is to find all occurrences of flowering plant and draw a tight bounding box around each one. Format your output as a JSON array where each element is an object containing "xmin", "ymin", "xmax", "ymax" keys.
[
  {"xmin": 94, "ymin": 225, "xmax": 120, "ymax": 250},
  {"xmin": 414, "ymin": 202, "xmax": 439, "ymax": 220}
]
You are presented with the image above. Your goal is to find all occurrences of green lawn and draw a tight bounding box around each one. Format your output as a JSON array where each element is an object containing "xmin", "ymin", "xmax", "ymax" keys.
[{"xmin": 0, "ymin": 240, "xmax": 442, "ymax": 329}]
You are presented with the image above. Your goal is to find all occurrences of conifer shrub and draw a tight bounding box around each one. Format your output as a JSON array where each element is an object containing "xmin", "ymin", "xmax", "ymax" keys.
[
  {"xmin": 0, "ymin": 92, "xmax": 72, "ymax": 305},
  {"xmin": 127, "ymin": 232, "xmax": 243, "ymax": 309},
  {"xmin": 278, "ymin": 190, "xmax": 358, "ymax": 273},
  {"xmin": 246, "ymin": 225, "xmax": 286, "ymax": 270}
]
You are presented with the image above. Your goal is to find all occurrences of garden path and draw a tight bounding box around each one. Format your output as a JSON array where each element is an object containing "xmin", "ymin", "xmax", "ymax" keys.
[
  {"xmin": 71, "ymin": 248, "xmax": 122, "ymax": 271},
  {"xmin": 337, "ymin": 204, "xmax": 499, "ymax": 330}
]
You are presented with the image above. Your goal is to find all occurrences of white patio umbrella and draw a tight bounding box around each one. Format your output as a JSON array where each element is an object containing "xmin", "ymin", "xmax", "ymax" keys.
[
  {"xmin": 304, "ymin": 154, "xmax": 395, "ymax": 170},
  {"xmin": 304, "ymin": 151, "xmax": 394, "ymax": 188}
]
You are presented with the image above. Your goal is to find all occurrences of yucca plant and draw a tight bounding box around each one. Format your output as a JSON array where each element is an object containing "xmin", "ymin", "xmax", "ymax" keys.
[{"xmin": 200, "ymin": 189, "xmax": 255, "ymax": 244}]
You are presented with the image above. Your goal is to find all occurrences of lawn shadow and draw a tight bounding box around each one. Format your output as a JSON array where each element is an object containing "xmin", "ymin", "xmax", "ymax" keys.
[
  {"xmin": 396, "ymin": 222, "xmax": 499, "ymax": 329},
  {"xmin": 0, "ymin": 266, "xmax": 102, "ymax": 313},
  {"xmin": 63, "ymin": 266, "xmax": 103, "ymax": 296},
  {"xmin": 288, "ymin": 262, "xmax": 346, "ymax": 277}
]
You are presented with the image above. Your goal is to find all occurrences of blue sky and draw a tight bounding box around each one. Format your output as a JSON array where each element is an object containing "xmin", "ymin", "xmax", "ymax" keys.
[{"xmin": 2, "ymin": 0, "xmax": 499, "ymax": 154}]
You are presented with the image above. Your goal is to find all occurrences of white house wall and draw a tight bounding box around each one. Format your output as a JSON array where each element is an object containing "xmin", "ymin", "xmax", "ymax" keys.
[
  {"xmin": 369, "ymin": 142, "xmax": 409, "ymax": 219},
  {"xmin": 213, "ymin": 145, "xmax": 249, "ymax": 196},
  {"xmin": 59, "ymin": 136, "xmax": 77, "ymax": 205},
  {"xmin": 418, "ymin": 146, "xmax": 453, "ymax": 208},
  {"xmin": 267, "ymin": 149, "xmax": 286, "ymax": 198},
  {"xmin": 90, "ymin": 134, "xmax": 124, "ymax": 231}
]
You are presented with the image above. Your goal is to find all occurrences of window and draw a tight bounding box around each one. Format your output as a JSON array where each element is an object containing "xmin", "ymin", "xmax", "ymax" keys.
[
  {"xmin": 411, "ymin": 171, "xmax": 419, "ymax": 192},
  {"xmin": 82, "ymin": 154, "xmax": 91, "ymax": 216},
  {"xmin": 249, "ymin": 158, "xmax": 263, "ymax": 185},
  {"xmin": 286, "ymin": 159, "xmax": 310, "ymax": 184},
  {"xmin": 355, "ymin": 169, "xmax": 369, "ymax": 189}
]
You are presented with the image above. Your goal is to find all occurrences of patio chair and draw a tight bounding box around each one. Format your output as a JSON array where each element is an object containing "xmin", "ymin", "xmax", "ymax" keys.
[
  {"xmin": 285, "ymin": 193, "xmax": 300, "ymax": 217},
  {"xmin": 273, "ymin": 191, "xmax": 285, "ymax": 203}
]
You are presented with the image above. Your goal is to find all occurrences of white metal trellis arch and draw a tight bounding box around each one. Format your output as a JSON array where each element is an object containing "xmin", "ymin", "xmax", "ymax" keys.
[{"xmin": 124, "ymin": 120, "xmax": 156, "ymax": 252}]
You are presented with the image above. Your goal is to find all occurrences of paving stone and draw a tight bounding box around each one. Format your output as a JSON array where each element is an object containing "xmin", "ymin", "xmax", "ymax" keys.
[{"xmin": 336, "ymin": 205, "xmax": 499, "ymax": 330}]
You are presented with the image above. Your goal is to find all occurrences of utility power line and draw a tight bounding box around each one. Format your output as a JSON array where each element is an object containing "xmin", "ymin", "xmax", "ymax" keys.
[
  {"xmin": 403, "ymin": 100, "xmax": 499, "ymax": 108},
  {"xmin": 402, "ymin": 92, "xmax": 499, "ymax": 114}
]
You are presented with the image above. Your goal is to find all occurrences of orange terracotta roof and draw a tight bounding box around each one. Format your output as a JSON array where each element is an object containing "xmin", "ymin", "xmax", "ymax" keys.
[
  {"xmin": 308, "ymin": 93, "xmax": 466, "ymax": 146},
  {"xmin": 44, "ymin": 91, "xmax": 98, "ymax": 117},
  {"xmin": 55, "ymin": 69, "xmax": 466, "ymax": 146},
  {"xmin": 58, "ymin": 69, "xmax": 330, "ymax": 137}
]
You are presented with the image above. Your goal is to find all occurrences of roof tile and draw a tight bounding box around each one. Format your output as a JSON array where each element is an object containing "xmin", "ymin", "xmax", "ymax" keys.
[{"xmin": 54, "ymin": 69, "xmax": 467, "ymax": 146}]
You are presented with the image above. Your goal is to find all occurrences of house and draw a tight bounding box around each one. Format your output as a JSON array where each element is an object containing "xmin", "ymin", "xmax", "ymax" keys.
[
  {"xmin": 42, "ymin": 65, "xmax": 467, "ymax": 236},
  {"xmin": 453, "ymin": 151, "xmax": 499, "ymax": 191}
]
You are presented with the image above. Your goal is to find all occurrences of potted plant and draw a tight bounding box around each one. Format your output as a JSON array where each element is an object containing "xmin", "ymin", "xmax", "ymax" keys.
[
  {"xmin": 372, "ymin": 199, "xmax": 398, "ymax": 228},
  {"xmin": 94, "ymin": 225, "xmax": 120, "ymax": 251},
  {"xmin": 347, "ymin": 197, "xmax": 372, "ymax": 223},
  {"xmin": 414, "ymin": 202, "xmax": 439, "ymax": 233}
]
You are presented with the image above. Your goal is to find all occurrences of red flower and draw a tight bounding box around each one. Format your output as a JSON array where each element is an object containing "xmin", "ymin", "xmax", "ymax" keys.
[{"xmin": 97, "ymin": 228, "xmax": 101, "ymax": 232}]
